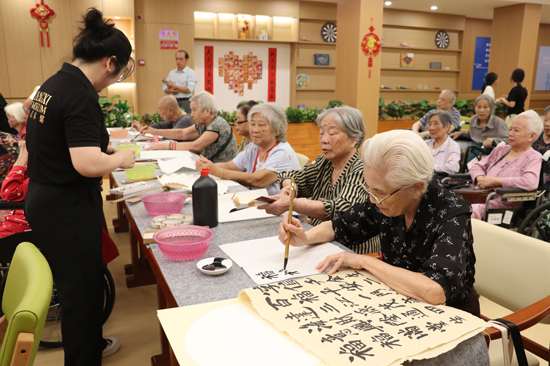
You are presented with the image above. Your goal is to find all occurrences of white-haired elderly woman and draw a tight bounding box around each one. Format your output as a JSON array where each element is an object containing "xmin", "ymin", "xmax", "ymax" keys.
[
  {"xmin": 260, "ymin": 106, "xmax": 376, "ymax": 251},
  {"xmin": 4, "ymin": 102, "xmax": 27, "ymax": 139},
  {"xmin": 450, "ymin": 94, "xmax": 508, "ymax": 154},
  {"xmin": 425, "ymin": 110, "xmax": 461, "ymax": 174},
  {"xmin": 469, "ymin": 110, "xmax": 543, "ymax": 219},
  {"xmin": 278, "ymin": 130, "xmax": 479, "ymax": 316},
  {"xmin": 195, "ymin": 104, "xmax": 300, "ymax": 194},
  {"xmin": 412, "ymin": 90, "xmax": 461, "ymax": 138},
  {"xmin": 146, "ymin": 91, "xmax": 237, "ymax": 163}
]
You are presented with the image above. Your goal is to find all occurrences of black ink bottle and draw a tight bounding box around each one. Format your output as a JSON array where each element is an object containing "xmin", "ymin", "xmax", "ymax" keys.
[{"xmin": 192, "ymin": 167, "xmax": 218, "ymax": 228}]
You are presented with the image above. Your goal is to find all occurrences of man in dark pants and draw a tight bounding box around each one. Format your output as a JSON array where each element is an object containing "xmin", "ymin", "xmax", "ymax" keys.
[{"xmin": 162, "ymin": 50, "xmax": 198, "ymax": 114}]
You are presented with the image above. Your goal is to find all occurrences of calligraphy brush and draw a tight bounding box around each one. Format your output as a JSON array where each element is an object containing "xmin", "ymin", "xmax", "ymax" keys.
[{"xmin": 283, "ymin": 178, "xmax": 296, "ymax": 270}]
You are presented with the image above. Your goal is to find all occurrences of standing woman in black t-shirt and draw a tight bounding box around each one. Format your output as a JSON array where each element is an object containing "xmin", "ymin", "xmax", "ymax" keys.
[
  {"xmin": 24, "ymin": 8, "xmax": 135, "ymax": 364},
  {"xmin": 496, "ymin": 68, "xmax": 528, "ymax": 128}
]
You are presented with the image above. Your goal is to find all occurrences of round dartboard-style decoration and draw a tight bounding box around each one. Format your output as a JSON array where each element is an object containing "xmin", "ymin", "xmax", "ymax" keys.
[
  {"xmin": 435, "ymin": 30, "xmax": 450, "ymax": 49},
  {"xmin": 296, "ymin": 74, "xmax": 310, "ymax": 89},
  {"xmin": 321, "ymin": 22, "xmax": 337, "ymax": 43}
]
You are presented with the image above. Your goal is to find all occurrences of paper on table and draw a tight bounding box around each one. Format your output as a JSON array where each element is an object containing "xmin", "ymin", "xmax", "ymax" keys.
[
  {"xmin": 157, "ymin": 298, "xmax": 323, "ymax": 366},
  {"xmin": 220, "ymin": 236, "xmax": 343, "ymax": 285},
  {"xmin": 218, "ymin": 188, "xmax": 274, "ymax": 223},
  {"xmin": 158, "ymin": 155, "xmax": 199, "ymax": 174},
  {"xmin": 160, "ymin": 173, "xmax": 228, "ymax": 195},
  {"xmin": 140, "ymin": 150, "xmax": 196, "ymax": 160}
]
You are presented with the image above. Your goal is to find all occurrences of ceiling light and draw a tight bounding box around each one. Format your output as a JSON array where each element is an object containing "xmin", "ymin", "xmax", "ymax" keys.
[
  {"xmin": 385, "ymin": 1, "xmax": 392, "ymax": 5},
  {"xmin": 431, "ymin": 6, "xmax": 438, "ymax": 10},
  {"xmin": 114, "ymin": 16, "xmax": 121, "ymax": 19}
]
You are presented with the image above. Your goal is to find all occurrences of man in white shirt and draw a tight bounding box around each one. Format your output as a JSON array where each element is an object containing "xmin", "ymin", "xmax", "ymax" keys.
[{"xmin": 163, "ymin": 50, "xmax": 198, "ymax": 114}]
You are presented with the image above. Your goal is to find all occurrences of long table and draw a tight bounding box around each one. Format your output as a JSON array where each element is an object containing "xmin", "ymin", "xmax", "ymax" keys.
[{"xmin": 110, "ymin": 167, "xmax": 489, "ymax": 366}]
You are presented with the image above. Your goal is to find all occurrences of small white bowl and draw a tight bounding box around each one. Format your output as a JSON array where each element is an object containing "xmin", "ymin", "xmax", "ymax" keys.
[{"xmin": 197, "ymin": 257, "xmax": 232, "ymax": 276}]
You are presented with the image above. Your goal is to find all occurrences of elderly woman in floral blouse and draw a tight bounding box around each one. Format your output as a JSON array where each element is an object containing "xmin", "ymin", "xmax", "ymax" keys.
[{"xmin": 278, "ymin": 130, "xmax": 479, "ymax": 316}]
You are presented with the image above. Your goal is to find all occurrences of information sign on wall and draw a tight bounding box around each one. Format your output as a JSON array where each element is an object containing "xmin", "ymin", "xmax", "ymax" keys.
[
  {"xmin": 159, "ymin": 30, "xmax": 178, "ymax": 50},
  {"xmin": 472, "ymin": 37, "xmax": 491, "ymax": 90},
  {"xmin": 535, "ymin": 46, "xmax": 550, "ymax": 91}
]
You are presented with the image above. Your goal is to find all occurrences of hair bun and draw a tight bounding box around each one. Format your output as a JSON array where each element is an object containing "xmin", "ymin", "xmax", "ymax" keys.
[{"xmin": 82, "ymin": 8, "xmax": 114, "ymax": 37}]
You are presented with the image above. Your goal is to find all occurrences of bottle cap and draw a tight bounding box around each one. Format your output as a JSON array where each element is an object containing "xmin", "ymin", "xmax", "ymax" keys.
[{"xmin": 200, "ymin": 167, "xmax": 212, "ymax": 177}]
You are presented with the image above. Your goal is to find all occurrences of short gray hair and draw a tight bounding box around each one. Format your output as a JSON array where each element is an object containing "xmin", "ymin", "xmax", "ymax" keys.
[
  {"xmin": 4, "ymin": 102, "xmax": 25, "ymax": 123},
  {"xmin": 248, "ymin": 104, "xmax": 288, "ymax": 142},
  {"xmin": 159, "ymin": 95, "xmax": 179, "ymax": 110},
  {"xmin": 475, "ymin": 94, "xmax": 495, "ymax": 114},
  {"xmin": 190, "ymin": 91, "xmax": 217, "ymax": 115},
  {"xmin": 442, "ymin": 89, "xmax": 456, "ymax": 106},
  {"xmin": 543, "ymin": 105, "xmax": 550, "ymax": 118},
  {"xmin": 516, "ymin": 110, "xmax": 543, "ymax": 137},
  {"xmin": 316, "ymin": 106, "xmax": 365, "ymax": 149},
  {"xmin": 361, "ymin": 130, "xmax": 434, "ymax": 190},
  {"xmin": 428, "ymin": 109, "xmax": 452, "ymax": 128}
]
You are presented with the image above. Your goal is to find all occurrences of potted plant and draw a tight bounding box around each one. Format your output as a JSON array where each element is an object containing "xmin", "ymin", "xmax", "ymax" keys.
[{"xmin": 99, "ymin": 94, "xmax": 133, "ymax": 138}]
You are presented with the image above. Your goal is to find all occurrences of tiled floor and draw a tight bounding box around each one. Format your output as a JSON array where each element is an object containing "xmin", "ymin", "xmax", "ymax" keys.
[{"xmin": 33, "ymin": 179, "xmax": 550, "ymax": 365}]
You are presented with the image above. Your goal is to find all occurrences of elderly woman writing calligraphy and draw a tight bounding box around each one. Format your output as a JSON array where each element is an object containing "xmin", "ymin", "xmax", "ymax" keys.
[
  {"xmin": 278, "ymin": 130, "xmax": 479, "ymax": 316},
  {"xmin": 146, "ymin": 91, "xmax": 237, "ymax": 163},
  {"xmin": 425, "ymin": 110, "xmax": 460, "ymax": 174},
  {"xmin": 195, "ymin": 104, "xmax": 300, "ymax": 195},
  {"xmin": 260, "ymin": 106, "xmax": 379, "ymax": 253},
  {"xmin": 469, "ymin": 110, "xmax": 543, "ymax": 219}
]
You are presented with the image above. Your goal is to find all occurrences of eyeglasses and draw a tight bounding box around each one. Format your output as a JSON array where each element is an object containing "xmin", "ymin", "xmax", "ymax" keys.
[
  {"xmin": 234, "ymin": 120, "xmax": 248, "ymax": 126},
  {"xmin": 362, "ymin": 184, "xmax": 401, "ymax": 204},
  {"xmin": 112, "ymin": 57, "xmax": 135, "ymax": 83}
]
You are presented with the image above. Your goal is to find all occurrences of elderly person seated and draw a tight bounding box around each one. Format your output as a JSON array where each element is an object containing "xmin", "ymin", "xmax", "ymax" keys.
[
  {"xmin": 412, "ymin": 90, "xmax": 461, "ymax": 138},
  {"xmin": 234, "ymin": 100, "xmax": 258, "ymax": 153},
  {"xmin": 278, "ymin": 129, "xmax": 479, "ymax": 316},
  {"xmin": 132, "ymin": 96, "xmax": 194, "ymax": 141},
  {"xmin": 425, "ymin": 110, "xmax": 460, "ymax": 174},
  {"xmin": 0, "ymin": 132, "xmax": 20, "ymax": 182},
  {"xmin": 532, "ymin": 106, "xmax": 550, "ymax": 155},
  {"xmin": 4, "ymin": 102, "xmax": 27, "ymax": 140},
  {"xmin": 469, "ymin": 110, "xmax": 543, "ymax": 220},
  {"xmin": 195, "ymin": 104, "xmax": 300, "ymax": 195},
  {"xmin": 260, "ymin": 106, "xmax": 380, "ymax": 254},
  {"xmin": 450, "ymin": 95, "xmax": 508, "ymax": 157},
  {"xmin": 146, "ymin": 91, "xmax": 237, "ymax": 163}
]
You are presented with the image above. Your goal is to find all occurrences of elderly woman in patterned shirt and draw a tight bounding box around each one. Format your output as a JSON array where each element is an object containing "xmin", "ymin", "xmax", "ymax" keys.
[
  {"xmin": 260, "ymin": 106, "xmax": 377, "ymax": 253},
  {"xmin": 278, "ymin": 130, "xmax": 479, "ymax": 316}
]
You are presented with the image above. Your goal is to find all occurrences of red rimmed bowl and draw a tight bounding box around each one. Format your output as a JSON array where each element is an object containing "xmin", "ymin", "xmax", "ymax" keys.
[
  {"xmin": 154, "ymin": 225, "xmax": 215, "ymax": 261},
  {"xmin": 141, "ymin": 192, "xmax": 187, "ymax": 216}
]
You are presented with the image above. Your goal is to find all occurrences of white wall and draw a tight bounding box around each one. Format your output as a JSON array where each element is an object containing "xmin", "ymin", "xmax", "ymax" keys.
[{"xmin": 194, "ymin": 40, "xmax": 291, "ymax": 112}]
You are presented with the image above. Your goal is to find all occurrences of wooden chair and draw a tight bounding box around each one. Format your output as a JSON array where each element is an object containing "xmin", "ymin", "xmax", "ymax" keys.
[
  {"xmin": 473, "ymin": 219, "xmax": 550, "ymax": 365},
  {"xmin": 295, "ymin": 153, "xmax": 309, "ymax": 169},
  {"xmin": 0, "ymin": 242, "xmax": 53, "ymax": 366}
]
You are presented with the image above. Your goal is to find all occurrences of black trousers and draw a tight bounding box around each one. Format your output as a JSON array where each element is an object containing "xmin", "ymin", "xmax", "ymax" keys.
[{"xmin": 26, "ymin": 180, "xmax": 105, "ymax": 366}]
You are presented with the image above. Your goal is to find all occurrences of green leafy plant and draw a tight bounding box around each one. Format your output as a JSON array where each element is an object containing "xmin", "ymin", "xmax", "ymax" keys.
[
  {"xmin": 98, "ymin": 94, "xmax": 133, "ymax": 128},
  {"xmin": 301, "ymin": 108, "xmax": 319, "ymax": 123},
  {"xmin": 325, "ymin": 100, "xmax": 344, "ymax": 110},
  {"xmin": 405, "ymin": 99, "xmax": 433, "ymax": 120},
  {"xmin": 378, "ymin": 98, "xmax": 387, "ymax": 121},
  {"xmin": 454, "ymin": 99, "xmax": 475, "ymax": 117},
  {"xmin": 217, "ymin": 110, "xmax": 237, "ymax": 125},
  {"xmin": 285, "ymin": 107, "xmax": 304, "ymax": 124},
  {"xmin": 385, "ymin": 101, "xmax": 406, "ymax": 120},
  {"xmin": 495, "ymin": 103, "xmax": 507, "ymax": 118}
]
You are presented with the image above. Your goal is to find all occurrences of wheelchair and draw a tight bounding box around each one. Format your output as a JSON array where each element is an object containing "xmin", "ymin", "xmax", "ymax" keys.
[{"xmin": 0, "ymin": 201, "xmax": 116, "ymax": 349}]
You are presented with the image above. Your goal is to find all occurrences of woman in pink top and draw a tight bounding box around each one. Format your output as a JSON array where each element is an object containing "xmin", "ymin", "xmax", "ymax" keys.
[
  {"xmin": 469, "ymin": 110, "xmax": 543, "ymax": 219},
  {"xmin": 425, "ymin": 110, "xmax": 461, "ymax": 174}
]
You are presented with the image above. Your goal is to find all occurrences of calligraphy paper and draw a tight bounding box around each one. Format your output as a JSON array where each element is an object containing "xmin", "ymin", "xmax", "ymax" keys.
[
  {"xmin": 218, "ymin": 188, "xmax": 274, "ymax": 223},
  {"xmin": 140, "ymin": 150, "xmax": 195, "ymax": 160},
  {"xmin": 220, "ymin": 236, "xmax": 343, "ymax": 285},
  {"xmin": 157, "ymin": 155, "xmax": 199, "ymax": 174},
  {"xmin": 239, "ymin": 269, "xmax": 487, "ymax": 366},
  {"xmin": 159, "ymin": 173, "xmax": 228, "ymax": 195}
]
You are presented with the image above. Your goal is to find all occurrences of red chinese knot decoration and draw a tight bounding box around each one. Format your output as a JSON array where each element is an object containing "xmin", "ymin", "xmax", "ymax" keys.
[
  {"xmin": 361, "ymin": 19, "xmax": 381, "ymax": 78},
  {"xmin": 30, "ymin": 0, "xmax": 55, "ymax": 47}
]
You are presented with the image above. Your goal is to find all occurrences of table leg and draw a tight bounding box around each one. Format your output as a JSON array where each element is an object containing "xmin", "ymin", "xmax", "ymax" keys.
[
  {"xmin": 151, "ymin": 285, "xmax": 180, "ymax": 366},
  {"xmin": 108, "ymin": 174, "xmax": 129, "ymax": 233},
  {"xmin": 125, "ymin": 219, "xmax": 156, "ymax": 288}
]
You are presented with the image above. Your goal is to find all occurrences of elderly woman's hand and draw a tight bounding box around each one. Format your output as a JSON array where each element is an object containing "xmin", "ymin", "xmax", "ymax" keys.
[
  {"xmin": 258, "ymin": 194, "xmax": 290, "ymax": 216},
  {"xmin": 131, "ymin": 120, "xmax": 142, "ymax": 132},
  {"xmin": 315, "ymin": 252, "xmax": 367, "ymax": 275},
  {"xmin": 145, "ymin": 142, "xmax": 169, "ymax": 151},
  {"xmin": 14, "ymin": 140, "xmax": 28, "ymax": 167},
  {"xmin": 195, "ymin": 155, "xmax": 215, "ymax": 172},
  {"xmin": 280, "ymin": 182, "xmax": 298, "ymax": 197},
  {"xmin": 449, "ymin": 132, "xmax": 461, "ymax": 140},
  {"xmin": 477, "ymin": 175, "xmax": 501, "ymax": 189},
  {"xmin": 278, "ymin": 214, "xmax": 308, "ymax": 247}
]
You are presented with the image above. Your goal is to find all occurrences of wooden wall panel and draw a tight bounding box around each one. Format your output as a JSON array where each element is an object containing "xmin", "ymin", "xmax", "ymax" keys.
[
  {"xmin": 0, "ymin": 5, "xmax": 11, "ymax": 97},
  {"xmin": 138, "ymin": 0, "xmax": 194, "ymax": 25},
  {"xmin": 299, "ymin": 2, "xmax": 336, "ymax": 21},
  {"xmin": 382, "ymin": 27, "xmax": 462, "ymax": 51},
  {"xmin": 103, "ymin": 0, "xmax": 134, "ymax": 18},
  {"xmin": 459, "ymin": 18, "xmax": 492, "ymax": 99},
  {"xmin": 294, "ymin": 90, "xmax": 335, "ymax": 109},
  {"xmin": 194, "ymin": 1, "xmax": 299, "ymax": 19},
  {"xmin": 2, "ymin": 0, "xmax": 43, "ymax": 98},
  {"xmin": 530, "ymin": 24, "xmax": 550, "ymax": 114},
  {"xmin": 383, "ymin": 9, "xmax": 465, "ymax": 31}
]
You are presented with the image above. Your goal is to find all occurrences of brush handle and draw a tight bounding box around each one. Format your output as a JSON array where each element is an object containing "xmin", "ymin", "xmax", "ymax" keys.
[{"xmin": 283, "ymin": 179, "xmax": 296, "ymax": 268}]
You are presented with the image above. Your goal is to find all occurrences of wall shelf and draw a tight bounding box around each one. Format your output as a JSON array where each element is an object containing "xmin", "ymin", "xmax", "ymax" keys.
[
  {"xmin": 380, "ymin": 89, "xmax": 458, "ymax": 93},
  {"xmin": 298, "ymin": 41, "xmax": 336, "ymax": 46},
  {"xmin": 297, "ymin": 65, "xmax": 336, "ymax": 69},
  {"xmin": 382, "ymin": 46, "xmax": 461, "ymax": 53},
  {"xmin": 194, "ymin": 37, "xmax": 296, "ymax": 44},
  {"xmin": 296, "ymin": 87, "xmax": 335, "ymax": 91}
]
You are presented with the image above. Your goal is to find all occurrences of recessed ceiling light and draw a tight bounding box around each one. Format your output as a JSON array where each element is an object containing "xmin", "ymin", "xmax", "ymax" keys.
[
  {"xmin": 431, "ymin": 5, "xmax": 438, "ymax": 10},
  {"xmin": 385, "ymin": 1, "xmax": 392, "ymax": 5},
  {"xmin": 114, "ymin": 16, "xmax": 121, "ymax": 19}
]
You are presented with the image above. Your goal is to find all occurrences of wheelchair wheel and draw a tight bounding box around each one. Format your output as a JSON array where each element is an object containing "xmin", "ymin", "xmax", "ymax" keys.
[
  {"xmin": 517, "ymin": 201, "xmax": 550, "ymax": 241},
  {"xmin": 40, "ymin": 264, "xmax": 116, "ymax": 348}
]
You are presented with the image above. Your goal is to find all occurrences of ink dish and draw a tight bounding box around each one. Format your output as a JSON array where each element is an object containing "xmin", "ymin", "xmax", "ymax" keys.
[{"xmin": 197, "ymin": 257, "xmax": 232, "ymax": 276}]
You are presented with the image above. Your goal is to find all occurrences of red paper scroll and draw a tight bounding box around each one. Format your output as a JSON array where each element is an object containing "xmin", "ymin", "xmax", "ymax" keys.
[
  {"xmin": 268, "ymin": 48, "xmax": 277, "ymax": 102},
  {"xmin": 204, "ymin": 46, "xmax": 214, "ymax": 94}
]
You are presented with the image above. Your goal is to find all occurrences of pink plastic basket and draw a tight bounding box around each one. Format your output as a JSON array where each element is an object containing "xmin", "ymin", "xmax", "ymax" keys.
[
  {"xmin": 154, "ymin": 225, "xmax": 215, "ymax": 261},
  {"xmin": 141, "ymin": 192, "xmax": 187, "ymax": 216}
]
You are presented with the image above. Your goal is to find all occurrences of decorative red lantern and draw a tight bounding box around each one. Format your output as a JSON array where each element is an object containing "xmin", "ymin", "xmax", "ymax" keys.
[
  {"xmin": 30, "ymin": 0, "xmax": 55, "ymax": 47},
  {"xmin": 361, "ymin": 19, "xmax": 381, "ymax": 78}
]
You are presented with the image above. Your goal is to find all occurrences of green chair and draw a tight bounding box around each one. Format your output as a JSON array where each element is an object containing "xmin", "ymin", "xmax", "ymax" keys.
[
  {"xmin": 0, "ymin": 242, "xmax": 53, "ymax": 366},
  {"xmin": 460, "ymin": 116, "xmax": 471, "ymax": 131}
]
